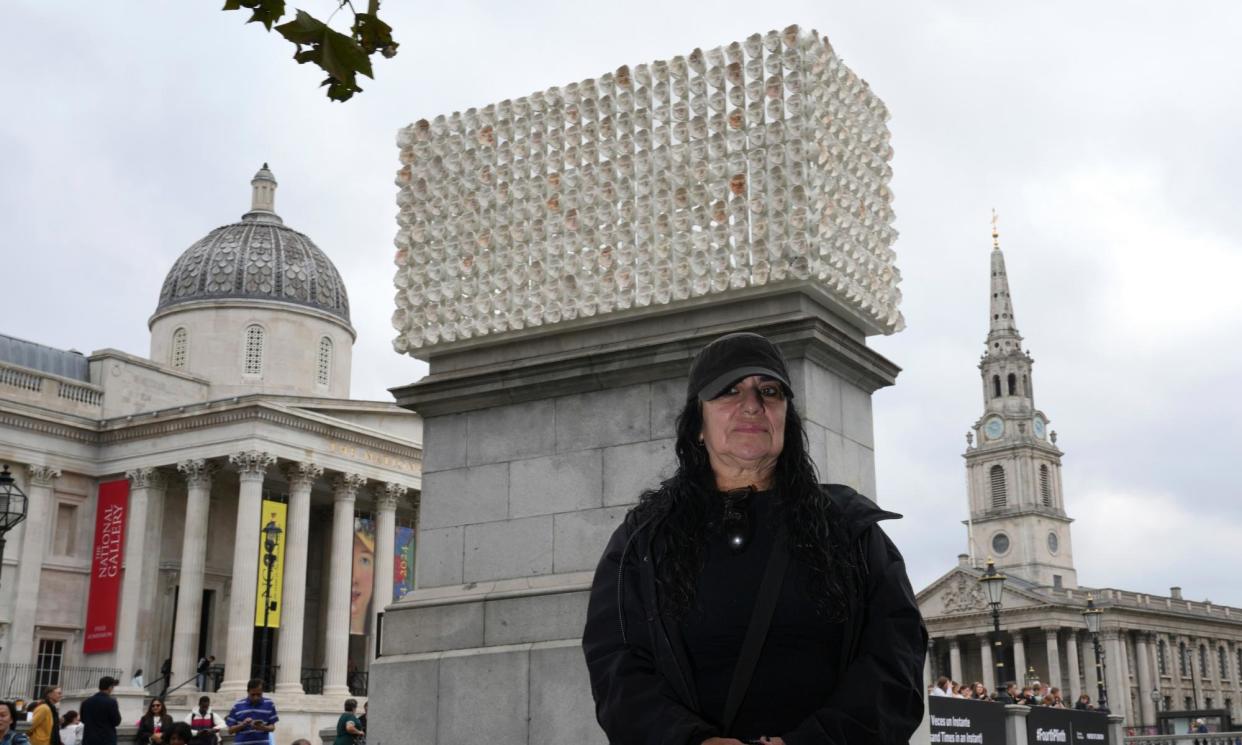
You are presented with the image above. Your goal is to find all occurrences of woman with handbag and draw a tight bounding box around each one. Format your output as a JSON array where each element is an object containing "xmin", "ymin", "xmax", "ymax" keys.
[
  {"xmin": 583, "ymin": 332, "xmax": 928, "ymax": 744},
  {"xmin": 136, "ymin": 699, "xmax": 174, "ymax": 745}
]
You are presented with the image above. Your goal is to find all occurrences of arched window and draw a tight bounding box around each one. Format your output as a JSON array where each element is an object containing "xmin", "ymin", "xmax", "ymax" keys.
[
  {"xmin": 990, "ymin": 465, "xmax": 1007, "ymax": 508},
  {"xmin": 1158, "ymin": 638, "xmax": 1167, "ymax": 676},
  {"xmin": 1220, "ymin": 646, "xmax": 1229, "ymax": 679},
  {"xmin": 992, "ymin": 375, "xmax": 1002, "ymax": 398},
  {"xmin": 317, "ymin": 336, "xmax": 333, "ymax": 387},
  {"xmin": 171, "ymin": 327, "xmax": 188, "ymax": 369},
  {"xmin": 1040, "ymin": 465, "xmax": 1052, "ymax": 507},
  {"xmin": 1007, "ymin": 373, "xmax": 1017, "ymax": 396},
  {"xmin": 243, "ymin": 324, "xmax": 265, "ymax": 375},
  {"xmin": 1179, "ymin": 642, "xmax": 1189, "ymax": 677}
]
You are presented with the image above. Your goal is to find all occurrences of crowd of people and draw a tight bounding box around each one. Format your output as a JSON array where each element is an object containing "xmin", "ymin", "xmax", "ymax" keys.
[
  {"xmin": 0, "ymin": 675, "xmax": 364, "ymax": 745},
  {"xmin": 928, "ymin": 675, "xmax": 1107, "ymax": 711}
]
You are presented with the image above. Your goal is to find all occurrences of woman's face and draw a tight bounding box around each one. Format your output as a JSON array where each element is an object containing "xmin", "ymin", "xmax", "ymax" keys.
[
  {"xmin": 700, "ymin": 375, "xmax": 787, "ymax": 483},
  {"xmin": 350, "ymin": 534, "xmax": 375, "ymax": 633},
  {"xmin": 151, "ymin": 700, "xmax": 164, "ymax": 716},
  {"xmin": 48, "ymin": 687, "xmax": 63, "ymax": 704},
  {"xmin": 0, "ymin": 704, "xmax": 11, "ymax": 733}
]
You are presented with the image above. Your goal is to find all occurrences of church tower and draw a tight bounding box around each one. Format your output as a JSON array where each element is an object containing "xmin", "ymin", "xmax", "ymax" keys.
[{"xmin": 964, "ymin": 214, "xmax": 1076, "ymax": 588}]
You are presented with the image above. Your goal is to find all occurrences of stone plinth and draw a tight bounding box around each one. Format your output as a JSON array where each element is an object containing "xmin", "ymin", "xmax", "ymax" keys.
[{"xmin": 371, "ymin": 286, "xmax": 898, "ymax": 743}]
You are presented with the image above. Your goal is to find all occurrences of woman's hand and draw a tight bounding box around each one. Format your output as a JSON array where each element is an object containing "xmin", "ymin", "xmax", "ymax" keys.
[
  {"xmin": 701, "ymin": 739, "xmax": 747, "ymax": 745},
  {"xmin": 758, "ymin": 738, "xmax": 786, "ymax": 745}
]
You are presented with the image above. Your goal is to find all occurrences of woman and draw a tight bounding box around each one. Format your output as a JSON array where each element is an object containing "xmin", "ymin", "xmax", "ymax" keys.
[
  {"xmin": 584, "ymin": 332, "xmax": 927, "ymax": 745},
  {"xmin": 972, "ymin": 682, "xmax": 988, "ymax": 700},
  {"xmin": 58, "ymin": 711, "xmax": 82, "ymax": 745},
  {"xmin": 333, "ymin": 699, "xmax": 364, "ymax": 745},
  {"xmin": 131, "ymin": 670, "xmax": 145, "ymax": 690},
  {"xmin": 0, "ymin": 701, "xmax": 30, "ymax": 745},
  {"xmin": 166, "ymin": 723, "xmax": 193, "ymax": 745},
  {"xmin": 184, "ymin": 696, "xmax": 223, "ymax": 745},
  {"xmin": 27, "ymin": 687, "xmax": 61, "ymax": 745},
  {"xmin": 136, "ymin": 699, "xmax": 174, "ymax": 745}
]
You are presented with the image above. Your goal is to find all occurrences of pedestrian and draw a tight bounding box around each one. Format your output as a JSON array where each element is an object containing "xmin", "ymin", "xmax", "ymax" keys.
[
  {"xmin": 195, "ymin": 657, "xmax": 214, "ymax": 693},
  {"xmin": 583, "ymin": 332, "xmax": 927, "ymax": 744},
  {"xmin": 929, "ymin": 676, "xmax": 951, "ymax": 697},
  {"xmin": 165, "ymin": 724, "xmax": 193, "ymax": 745},
  {"xmin": 1075, "ymin": 693, "xmax": 1091, "ymax": 710},
  {"xmin": 184, "ymin": 696, "xmax": 223, "ymax": 745},
  {"xmin": 357, "ymin": 701, "xmax": 367, "ymax": 742},
  {"xmin": 131, "ymin": 670, "xmax": 145, "ymax": 690},
  {"xmin": 135, "ymin": 699, "xmax": 173, "ymax": 745},
  {"xmin": 224, "ymin": 679, "xmax": 278, "ymax": 745},
  {"xmin": 0, "ymin": 701, "xmax": 30, "ymax": 745},
  {"xmin": 27, "ymin": 686, "xmax": 62, "ymax": 745},
  {"xmin": 58, "ymin": 711, "xmax": 83, "ymax": 745},
  {"xmin": 78, "ymin": 676, "xmax": 121, "ymax": 745},
  {"xmin": 333, "ymin": 699, "xmax": 364, "ymax": 745}
]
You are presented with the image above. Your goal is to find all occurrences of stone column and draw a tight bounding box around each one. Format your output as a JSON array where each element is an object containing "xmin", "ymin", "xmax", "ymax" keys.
[
  {"xmin": 1102, "ymin": 630, "xmax": 1129, "ymax": 723},
  {"xmin": 979, "ymin": 633, "xmax": 995, "ymax": 692},
  {"xmin": 218, "ymin": 451, "xmax": 275, "ymax": 696},
  {"xmin": 1045, "ymin": 627, "xmax": 1063, "ymax": 693},
  {"xmin": 324, "ymin": 473, "xmax": 365, "ymax": 696},
  {"xmin": 171, "ymin": 460, "xmax": 214, "ymax": 686},
  {"xmin": 115, "ymin": 467, "xmax": 166, "ymax": 685},
  {"xmin": 1013, "ymin": 631, "xmax": 1027, "ymax": 687},
  {"xmin": 370, "ymin": 483, "xmax": 405, "ymax": 661},
  {"xmin": 925, "ymin": 638, "xmax": 934, "ymax": 687},
  {"xmin": 1066, "ymin": 631, "xmax": 1082, "ymax": 700},
  {"xmin": 1135, "ymin": 632, "xmax": 1155, "ymax": 726},
  {"xmin": 949, "ymin": 637, "xmax": 962, "ymax": 683},
  {"xmin": 274, "ymin": 462, "xmax": 322, "ymax": 694},
  {"xmin": 5, "ymin": 466, "xmax": 59, "ymax": 663}
]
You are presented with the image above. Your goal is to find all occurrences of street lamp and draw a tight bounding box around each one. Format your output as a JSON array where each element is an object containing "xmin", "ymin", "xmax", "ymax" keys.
[
  {"xmin": 1083, "ymin": 595, "xmax": 1109, "ymax": 711},
  {"xmin": 979, "ymin": 557, "xmax": 1008, "ymax": 699},
  {"xmin": 0, "ymin": 465, "xmax": 29, "ymax": 657},
  {"xmin": 257, "ymin": 514, "xmax": 282, "ymax": 690}
]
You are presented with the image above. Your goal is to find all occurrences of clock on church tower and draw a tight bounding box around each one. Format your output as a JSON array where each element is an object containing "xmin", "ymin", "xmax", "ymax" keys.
[{"xmin": 963, "ymin": 216, "xmax": 1076, "ymax": 589}]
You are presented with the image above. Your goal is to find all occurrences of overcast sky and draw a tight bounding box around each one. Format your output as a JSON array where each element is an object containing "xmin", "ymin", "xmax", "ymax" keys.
[{"xmin": 5, "ymin": 2, "xmax": 1241, "ymax": 605}]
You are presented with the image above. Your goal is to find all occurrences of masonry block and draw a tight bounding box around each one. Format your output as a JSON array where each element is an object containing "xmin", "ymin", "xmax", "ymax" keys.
[
  {"xmin": 368, "ymin": 655, "xmax": 439, "ymax": 743},
  {"xmin": 422, "ymin": 413, "xmax": 467, "ymax": 472},
  {"xmin": 650, "ymin": 378, "xmax": 686, "ymax": 439},
  {"xmin": 556, "ymin": 385, "xmax": 651, "ymax": 451},
  {"xmin": 510, "ymin": 450, "xmax": 602, "ymax": 518},
  {"xmin": 419, "ymin": 463, "xmax": 509, "ymax": 529},
  {"xmin": 465, "ymin": 516, "xmax": 554, "ymax": 582},
  {"xmin": 467, "ymin": 399, "xmax": 556, "ymax": 465},
  {"xmin": 416, "ymin": 526, "xmax": 463, "ymax": 588},
  {"xmin": 554, "ymin": 506, "xmax": 629, "ymax": 574},
  {"xmin": 530, "ymin": 641, "xmax": 609, "ymax": 744},
  {"xmin": 382, "ymin": 601, "xmax": 484, "ymax": 655},
  {"xmin": 841, "ymin": 382, "xmax": 875, "ymax": 448},
  {"xmin": 483, "ymin": 590, "xmax": 589, "ymax": 647},
  {"xmin": 438, "ymin": 647, "xmax": 529, "ymax": 742},
  {"xmin": 602, "ymin": 438, "xmax": 675, "ymax": 506}
]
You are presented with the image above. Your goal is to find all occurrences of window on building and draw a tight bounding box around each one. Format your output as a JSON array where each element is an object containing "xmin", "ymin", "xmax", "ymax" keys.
[
  {"xmin": 1184, "ymin": 696, "xmax": 1193, "ymax": 710},
  {"xmin": 1206, "ymin": 697, "xmax": 1213, "ymax": 709},
  {"xmin": 172, "ymin": 327, "xmax": 189, "ymax": 369},
  {"xmin": 992, "ymin": 375, "xmax": 1001, "ymax": 398},
  {"xmin": 1237, "ymin": 648, "xmax": 1242, "ymax": 680},
  {"xmin": 1221, "ymin": 647, "xmax": 1230, "ymax": 679},
  {"xmin": 1022, "ymin": 374, "xmax": 1029, "ymax": 396},
  {"xmin": 1040, "ymin": 465, "xmax": 1052, "ymax": 507},
  {"xmin": 1163, "ymin": 696, "xmax": 1171, "ymax": 712},
  {"xmin": 316, "ymin": 336, "xmax": 333, "ymax": 387},
  {"xmin": 52, "ymin": 502, "xmax": 78, "ymax": 557},
  {"xmin": 34, "ymin": 639, "xmax": 64, "ymax": 691},
  {"xmin": 1007, "ymin": 373, "xmax": 1017, "ymax": 396},
  {"xmin": 1179, "ymin": 642, "xmax": 1189, "ymax": 677},
  {"xmin": 1200, "ymin": 644, "xmax": 1209, "ymax": 678},
  {"xmin": 1158, "ymin": 639, "xmax": 1167, "ymax": 676},
  {"xmin": 243, "ymin": 324, "xmax": 265, "ymax": 375},
  {"xmin": 990, "ymin": 465, "xmax": 1007, "ymax": 508}
]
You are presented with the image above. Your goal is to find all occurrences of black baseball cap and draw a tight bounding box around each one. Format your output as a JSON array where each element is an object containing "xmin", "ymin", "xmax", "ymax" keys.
[{"xmin": 687, "ymin": 332, "xmax": 793, "ymax": 401}]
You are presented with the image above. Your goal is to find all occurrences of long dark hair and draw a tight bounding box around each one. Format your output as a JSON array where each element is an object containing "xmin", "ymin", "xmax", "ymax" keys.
[{"xmin": 628, "ymin": 394, "xmax": 857, "ymax": 621}]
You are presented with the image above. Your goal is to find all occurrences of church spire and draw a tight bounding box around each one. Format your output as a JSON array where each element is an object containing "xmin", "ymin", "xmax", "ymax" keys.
[
  {"xmin": 985, "ymin": 210, "xmax": 1022, "ymax": 358},
  {"xmin": 244, "ymin": 163, "xmax": 282, "ymax": 224}
]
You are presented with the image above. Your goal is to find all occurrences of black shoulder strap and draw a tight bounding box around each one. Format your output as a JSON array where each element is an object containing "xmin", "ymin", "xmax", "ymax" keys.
[{"xmin": 721, "ymin": 536, "xmax": 790, "ymax": 736}]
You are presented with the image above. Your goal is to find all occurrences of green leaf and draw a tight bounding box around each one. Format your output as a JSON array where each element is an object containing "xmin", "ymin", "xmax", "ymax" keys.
[
  {"xmin": 275, "ymin": 9, "xmax": 328, "ymax": 45},
  {"xmin": 352, "ymin": 12, "xmax": 397, "ymax": 57},
  {"xmin": 222, "ymin": 0, "xmax": 286, "ymax": 30},
  {"xmin": 278, "ymin": 10, "xmax": 369, "ymax": 102},
  {"xmin": 321, "ymin": 24, "xmax": 373, "ymax": 81}
]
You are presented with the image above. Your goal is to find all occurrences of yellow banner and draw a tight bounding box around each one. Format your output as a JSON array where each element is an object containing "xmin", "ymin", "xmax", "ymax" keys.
[{"xmin": 254, "ymin": 499, "xmax": 287, "ymax": 628}]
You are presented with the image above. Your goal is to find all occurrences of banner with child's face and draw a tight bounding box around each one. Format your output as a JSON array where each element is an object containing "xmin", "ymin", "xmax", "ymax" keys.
[{"xmin": 350, "ymin": 517, "xmax": 376, "ymax": 635}]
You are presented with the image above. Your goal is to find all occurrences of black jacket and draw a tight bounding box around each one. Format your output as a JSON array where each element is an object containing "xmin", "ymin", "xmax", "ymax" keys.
[
  {"xmin": 582, "ymin": 484, "xmax": 927, "ymax": 745},
  {"xmin": 79, "ymin": 692, "xmax": 121, "ymax": 745}
]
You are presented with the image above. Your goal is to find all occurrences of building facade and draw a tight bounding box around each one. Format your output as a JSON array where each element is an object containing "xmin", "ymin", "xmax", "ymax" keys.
[
  {"xmin": 917, "ymin": 223, "xmax": 1242, "ymax": 732},
  {"xmin": 0, "ymin": 168, "xmax": 422, "ymax": 732}
]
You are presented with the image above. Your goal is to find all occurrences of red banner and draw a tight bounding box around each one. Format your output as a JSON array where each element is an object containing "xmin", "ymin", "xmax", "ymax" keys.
[{"xmin": 83, "ymin": 480, "xmax": 128, "ymax": 654}]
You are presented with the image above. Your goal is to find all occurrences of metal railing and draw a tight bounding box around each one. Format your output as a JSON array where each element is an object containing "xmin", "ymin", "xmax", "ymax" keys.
[
  {"xmin": 1125, "ymin": 733, "xmax": 1242, "ymax": 745},
  {"xmin": 0, "ymin": 663, "xmax": 122, "ymax": 700}
]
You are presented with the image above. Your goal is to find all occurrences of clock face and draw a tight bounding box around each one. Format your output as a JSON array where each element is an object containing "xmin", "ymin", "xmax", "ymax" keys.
[
  {"xmin": 985, "ymin": 418, "xmax": 1004, "ymax": 440},
  {"xmin": 992, "ymin": 533, "xmax": 1010, "ymax": 555},
  {"xmin": 1033, "ymin": 417, "xmax": 1046, "ymax": 439},
  {"xmin": 1047, "ymin": 532, "xmax": 1060, "ymax": 554}
]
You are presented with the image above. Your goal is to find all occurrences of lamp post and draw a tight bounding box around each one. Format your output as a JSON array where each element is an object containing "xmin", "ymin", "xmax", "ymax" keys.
[
  {"xmin": 979, "ymin": 557, "xmax": 1008, "ymax": 698},
  {"xmin": 1083, "ymin": 595, "xmax": 1109, "ymax": 711},
  {"xmin": 0, "ymin": 466, "xmax": 30, "ymax": 654},
  {"xmin": 257, "ymin": 514, "xmax": 282, "ymax": 690}
]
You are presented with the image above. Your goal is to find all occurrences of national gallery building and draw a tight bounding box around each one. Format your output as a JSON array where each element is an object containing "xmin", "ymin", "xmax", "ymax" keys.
[
  {"xmin": 0, "ymin": 167, "xmax": 422, "ymax": 731},
  {"xmin": 917, "ymin": 229, "xmax": 1242, "ymax": 733}
]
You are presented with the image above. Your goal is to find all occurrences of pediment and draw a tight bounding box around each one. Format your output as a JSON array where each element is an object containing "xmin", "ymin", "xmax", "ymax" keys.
[{"xmin": 917, "ymin": 568, "xmax": 1048, "ymax": 618}]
